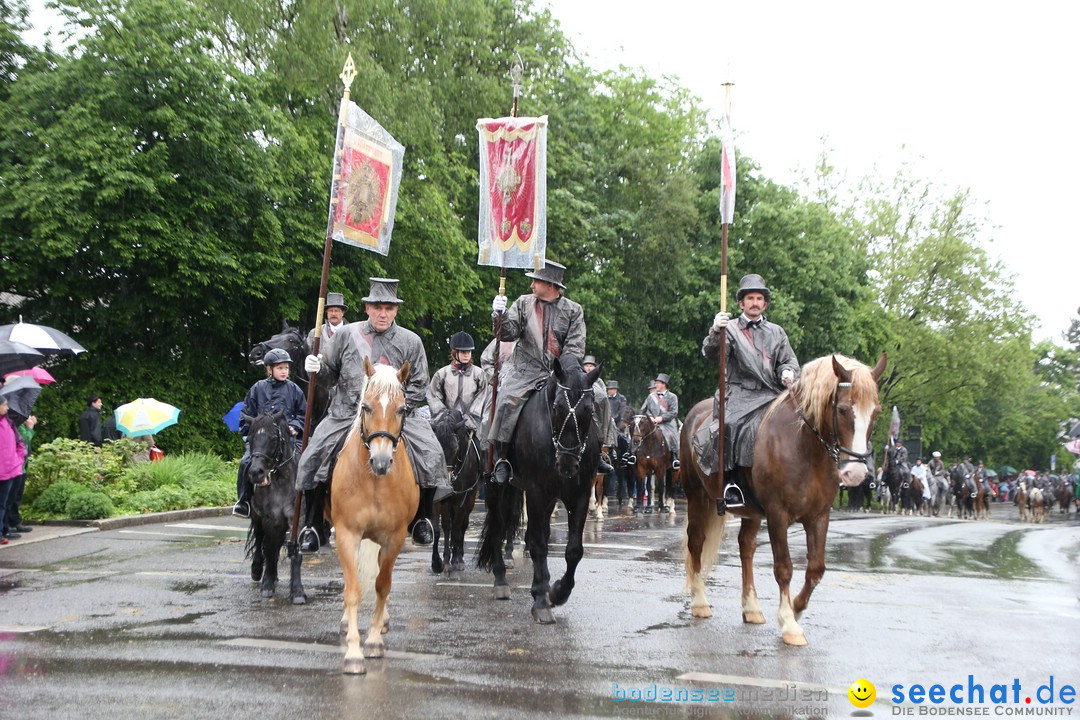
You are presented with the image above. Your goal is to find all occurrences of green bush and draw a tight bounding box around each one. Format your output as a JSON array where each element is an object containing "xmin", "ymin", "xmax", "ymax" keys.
[
  {"xmin": 34, "ymin": 480, "xmax": 89, "ymax": 515},
  {"xmin": 24, "ymin": 438, "xmax": 145, "ymax": 505},
  {"xmin": 65, "ymin": 491, "xmax": 115, "ymax": 520},
  {"xmin": 119, "ymin": 485, "xmax": 192, "ymax": 514}
]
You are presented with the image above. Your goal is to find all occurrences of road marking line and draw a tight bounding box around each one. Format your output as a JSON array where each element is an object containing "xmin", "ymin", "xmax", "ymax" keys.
[
  {"xmin": 119, "ymin": 530, "xmax": 221, "ymax": 539},
  {"xmin": 220, "ymin": 637, "xmax": 443, "ymax": 661},
  {"xmin": 167, "ymin": 523, "xmax": 247, "ymax": 532},
  {"xmin": 0, "ymin": 625, "xmax": 51, "ymax": 633}
]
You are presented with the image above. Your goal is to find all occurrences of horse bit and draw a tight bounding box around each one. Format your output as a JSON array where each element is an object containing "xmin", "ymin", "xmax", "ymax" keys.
[
  {"xmin": 790, "ymin": 382, "xmax": 873, "ymax": 467},
  {"xmin": 551, "ymin": 382, "xmax": 589, "ymax": 463}
]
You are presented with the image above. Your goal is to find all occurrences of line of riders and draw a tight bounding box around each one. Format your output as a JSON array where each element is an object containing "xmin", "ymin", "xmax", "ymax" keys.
[
  {"xmin": 840, "ymin": 439, "xmax": 1078, "ymax": 520},
  {"xmin": 232, "ymin": 268, "xmax": 812, "ymax": 555}
]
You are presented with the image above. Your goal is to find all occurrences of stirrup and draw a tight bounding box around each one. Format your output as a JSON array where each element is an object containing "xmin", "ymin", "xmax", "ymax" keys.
[
  {"xmin": 298, "ymin": 526, "xmax": 320, "ymax": 554},
  {"xmin": 492, "ymin": 458, "xmax": 512, "ymax": 484},
  {"xmin": 671, "ymin": 458, "xmax": 681, "ymax": 471},
  {"xmin": 722, "ymin": 482, "xmax": 745, "ymax": 508}
]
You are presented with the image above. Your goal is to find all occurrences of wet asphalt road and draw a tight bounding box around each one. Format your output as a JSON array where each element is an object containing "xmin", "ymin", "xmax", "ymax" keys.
[{"xmin": 1, "ymin": 501, "xmax": 1078, "ymax": 719}]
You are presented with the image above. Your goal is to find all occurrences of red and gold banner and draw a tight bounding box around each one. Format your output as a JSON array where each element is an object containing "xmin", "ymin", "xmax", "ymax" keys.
[
  {"xmin": 326, "ymin": 101, "xmax": 404, "ymax": 255},
  {"xmin": 476, "ymin": 116, "xmax": 547, "ymax": 269}
]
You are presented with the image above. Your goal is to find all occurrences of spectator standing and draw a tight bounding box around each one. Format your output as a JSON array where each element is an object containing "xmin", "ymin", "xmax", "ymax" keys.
[
  {"xmin": 4, "ymin": 414, "xmax": 36, "ymax": 535},
  {"xmin": 0, "ymin": 398, "xmax": 27, "ymax": 544},
  {"xmin": 78, "ymin": 394, "xmax": 104, "ymax": 447}
]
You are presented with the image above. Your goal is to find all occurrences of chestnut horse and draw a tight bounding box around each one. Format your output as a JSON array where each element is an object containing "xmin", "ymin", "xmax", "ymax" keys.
[
  {"xmin": 683, "ymin": 353, "xmax": 886, "ymax": 646},
  {"xmin": 630, "ymin": 414, "xmax": 674, "ymax": 514},
  {"xmin": 330, "ymin": 358, "xmax": 418, "ymax": 675}
]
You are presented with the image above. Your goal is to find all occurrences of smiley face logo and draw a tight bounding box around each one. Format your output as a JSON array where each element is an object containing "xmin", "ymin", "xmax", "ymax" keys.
[{"xmin": 848, "ymin": 678, "xmax": 876, "ymax": 708}]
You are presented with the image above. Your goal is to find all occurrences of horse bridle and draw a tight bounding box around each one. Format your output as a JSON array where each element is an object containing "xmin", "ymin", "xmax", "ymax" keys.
[
  {"xmin": 359, "ymin": 404, "xmax": 407, "ymax": 451},
  {"xmin": 253, "ymin": 329, "xmax": 304, "ymax": 361},
  {"xmin": 250, "ymin": 421, "xmax": 297, "ymax": 487},
  {"xmin": 550, "ymin": 381, "xmax": 590, "ymax": 463},
  {"xmin": 629, "ymin": 414, "xmax": 661, "ymax": 455},
  {"xmin": 790, "ymin": 382, "xmax": 874, "ymax": 468}
]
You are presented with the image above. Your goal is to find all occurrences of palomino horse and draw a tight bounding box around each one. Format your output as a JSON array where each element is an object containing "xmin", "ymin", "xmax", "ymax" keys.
[
  {"xmin": 1015, "ymin": 481, "xmax": 1029, "ymax": 522},
  {"xmin": 683, "ymin": 353, "xmax": 886, "ymax": 646},
  {"xmin": 330, "ymin": 358, "xmax": 418, "ymax": 675},
  {"xmin": 476, "ymin": 355, "xmax": 602, "ymax": 624},
  {"xmin": 630, "ymin": 414, "xmax": 674, "ymax": 514},
  {"xmin": 243, "ymin": 412, "xmax": 305, "ymax": 604},
  {"xmin": 430, "ymin": 407, "xmax": 483, "ymax": 579}
]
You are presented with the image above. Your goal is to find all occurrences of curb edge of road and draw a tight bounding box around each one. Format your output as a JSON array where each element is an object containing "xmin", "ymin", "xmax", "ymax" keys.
[{"xmin": 41, "ymin": 506, "xmax": 234, "ymax": 531}]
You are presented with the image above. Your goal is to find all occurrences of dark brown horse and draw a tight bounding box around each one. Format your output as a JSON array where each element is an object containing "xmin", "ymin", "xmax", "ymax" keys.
[
  {"xmin": 630, "ymin": 414, "xmax": 674, "ymax": 514},
  {"xmin": 683, "ymin": 353, "xmax": 886, "ymax": 646}
]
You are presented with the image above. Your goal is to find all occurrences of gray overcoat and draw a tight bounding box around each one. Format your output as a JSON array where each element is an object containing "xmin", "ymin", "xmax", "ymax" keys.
[
  {"xmin": 698, "ymin": 315, "xmax": 799, "ymax": 471},
  {"xmin": 296, "ymin": 320, "xmax": 448, "ymax": 492},
  {"xmin": 429, "ymin": 362, "xmax": 486, "ymax": 431},
  {"xmin": 640, "ymin": 389, "xmax": 680, "ymax": 454},
  {"xmin": 483, "ymin": 293, "xmax": 586, "ymax": 445}
]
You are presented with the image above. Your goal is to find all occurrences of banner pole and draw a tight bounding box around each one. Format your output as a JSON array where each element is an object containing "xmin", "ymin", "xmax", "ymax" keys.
[
  {"xmin": 485, "ymin": 53, "xmax": 523, "ymax": 476},
  {"xmin": 711, "ymin": 81, "xmax": 734, "ymax": 502},
  {"xmin": 289, "ymin": 55, "xmax": 357, "ymax": 550}
]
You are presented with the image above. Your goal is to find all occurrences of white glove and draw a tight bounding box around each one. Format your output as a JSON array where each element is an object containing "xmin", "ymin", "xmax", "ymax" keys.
[
  {"xmin": 304, "ymin": 354, "xmax": 322, "ymax": 374},
  {"xmin": 492, "ymin": 294, "xmax": 507, "ymax": 314},
  {"xmin": 712, "ymin": 311, "xmax": 731, "ymax": 332},
  {"xmin": 781, "ymin": 368, "xmax": 795, "ymax": 387}
]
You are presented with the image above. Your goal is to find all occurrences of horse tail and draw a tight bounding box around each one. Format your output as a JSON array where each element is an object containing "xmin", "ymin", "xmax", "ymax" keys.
[
  {"xmin": 475, "ymin": 481, "xmax": 523, "ymax": 571},
  {"xmin": 244, "ymin": 521, "xmax": 257, "ymax": 559},
  {"xmin": 683, "ymin": 510, "xmax": 727, "ymax": 593}
]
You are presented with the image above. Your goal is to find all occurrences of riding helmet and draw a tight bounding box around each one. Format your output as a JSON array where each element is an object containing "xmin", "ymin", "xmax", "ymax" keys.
[
  {"xmin": 263, "ymin": 348, "xmax": 292, "ymax": 366},
  {"xmin": 450, "ymin": 331, "xmax": 475, "ymax": 351}
]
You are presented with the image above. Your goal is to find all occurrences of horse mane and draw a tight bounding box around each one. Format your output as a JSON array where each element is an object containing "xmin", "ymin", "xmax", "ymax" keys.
[
  {"xmin": 347, "ymin": 363, "xmax": 405, "ymax": 437},
  {"xmin": 782, "ymin": 354, "xmax": 878, "ymax": 430}
]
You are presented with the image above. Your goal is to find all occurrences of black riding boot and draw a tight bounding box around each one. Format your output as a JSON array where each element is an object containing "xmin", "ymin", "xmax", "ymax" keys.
[
  {"xmin": 409, "ymin": 487, "xmax": 435, "ymax": 545},
  {"xmin": 492, "ymin": 441, "xmax": 512, "ymax": 484},
  {"xmin": 298, "ymin": 487, "xmax": 323, "ymax": 554}
]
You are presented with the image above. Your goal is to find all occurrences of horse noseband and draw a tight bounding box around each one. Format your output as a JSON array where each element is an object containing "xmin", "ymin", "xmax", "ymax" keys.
[
  {"xmin": 361, "ymin": 410, "xmax": 406, "ymax": 451},
  {"xmin": 551, "ymin": 382, "xmax": 588, "ymax": 463},
  {"xmin": 790, "ymin": 382, "xmax": 874, "ymax": 468}
]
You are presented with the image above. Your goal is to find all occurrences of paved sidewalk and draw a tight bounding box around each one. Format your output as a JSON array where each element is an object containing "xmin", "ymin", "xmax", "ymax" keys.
[{"xmin": 0, "ymin": 506, "xmax": 233, "ymax": 550}]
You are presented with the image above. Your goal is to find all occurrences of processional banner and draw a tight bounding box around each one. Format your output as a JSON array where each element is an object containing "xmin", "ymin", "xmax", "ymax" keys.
[
  {"xmin": 476, "ymin": 115, "xmax": 548, "ymax": 269},
  {"xmin": 325, "ymin": 101, "xmax": 405, "ymax": 255},
  {"xmin": 719, "ymin": 110, "xmax": 737, "ymax": 224}
]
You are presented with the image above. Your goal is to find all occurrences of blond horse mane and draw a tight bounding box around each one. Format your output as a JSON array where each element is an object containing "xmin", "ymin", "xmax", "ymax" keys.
[
  {"xmin": 765, "ymin": 354, "xmax": 878, "ymax": 429},
  {"xmin": 346, "ymin": 362, "xmax": 406, "ymax": 440}
]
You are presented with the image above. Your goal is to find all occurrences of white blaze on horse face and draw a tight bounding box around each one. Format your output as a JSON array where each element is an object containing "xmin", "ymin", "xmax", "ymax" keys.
[{"xmin": 839, "ymin": 399, "xmax": 876, "ymax": 488}]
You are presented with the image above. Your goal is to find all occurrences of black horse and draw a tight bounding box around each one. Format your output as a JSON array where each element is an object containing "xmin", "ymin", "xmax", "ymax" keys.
[
  {"xmin": 881, "ymin": 443, "xmax": 909, "ymax": 514},
  {"xmin": 612, "ymin": 406, "xmax": 636, "ymax": 509},
  {"xmin": 476, "ymin": 355, "xmax": 602, "ymax": 623},
  {"xmin": 430, "ymin": 407, "xmax": 484, "ymax": 579},
  {"xmin": 249, "ymin": 325, "xmax": 331, "ymax": 430},
  {"xmin": 243, "ymin": 412, "xmax": 306, "ymax": 604}
]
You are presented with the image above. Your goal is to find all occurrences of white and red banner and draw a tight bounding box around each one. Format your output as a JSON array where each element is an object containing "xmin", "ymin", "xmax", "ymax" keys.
[
  {"xmin": 325, "ymin": 101, "xmax": 404, "ymax": 255},
  {"xmin": 476, "ymin": 115, "xmax": 547, "ymax": 269},
  {"xmin": 719, "ymin": 110, "xmax": 736, "ymax": 224}
]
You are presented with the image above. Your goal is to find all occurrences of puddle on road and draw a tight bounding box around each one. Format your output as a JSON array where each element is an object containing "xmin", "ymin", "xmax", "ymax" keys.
[{"xmin": 171, "ymin": 581, "xmax": 212, "ymax": 595}]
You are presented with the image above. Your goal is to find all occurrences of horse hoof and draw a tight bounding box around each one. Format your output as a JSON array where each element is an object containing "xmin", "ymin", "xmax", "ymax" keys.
[
  {"xmin": 493, "ymin": 584, "xmax": 512, "ymax": 600},
  {"xmin": 448, "ymin": 570, "xmax": 462, "ymax": 582},
  {"xmin": 503, "ymin": 558, "xmax": 514, "ymax": 570},
  {"xmin": 343, "ymin": 658, "xmax": 366, "ymax": 675},
  {"xmin": 691, "ymin": 605, "xmax": 713, "ymax": 619},
  {"xmin": 742, "ymin": 611, "xmax": 766, "ymax": 624},
  {"xmin": 291, "ymin": 593, "xmax": 307, "ymax": 606},
  {"xmin": 531, "ymin": 607, "xmax": 556, "ymax": 624},
  {"xmin": 363, "ymin": 642, "xmax": 385, "ymax": 658},
  {"xmin": 782, "ymin": 631, "xmax": 808, "ymax": 646},
  {"xmin": 261, "ymin": 588, "xmax": 275, "ymax": 598}
]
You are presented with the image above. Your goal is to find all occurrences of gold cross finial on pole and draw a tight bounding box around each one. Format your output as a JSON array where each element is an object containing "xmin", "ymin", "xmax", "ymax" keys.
[
  {"xmin": 510, "ymin": 52, "xmax": 524, "ymax": 102},
  {"xmin": 340, "ymin": 53, "xmax": 357, "ymax": 96}
]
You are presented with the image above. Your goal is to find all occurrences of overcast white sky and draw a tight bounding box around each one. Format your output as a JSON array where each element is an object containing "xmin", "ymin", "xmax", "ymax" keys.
[
  {"xmin": 543, "ymin": 0, "xmax": 1079, "ymax": 343},
  {"xmin": 20, "ymin": 2, "xmax": 1079, "ymax": 342}
]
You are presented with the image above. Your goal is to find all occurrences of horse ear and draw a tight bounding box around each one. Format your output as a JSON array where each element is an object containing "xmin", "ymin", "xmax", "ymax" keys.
[
  {"xmin": 398, "ymin": 359, "xmax": 411, "ymax": 384},
  {"xmin": 282, "ymin": 318, "xmax": 289, "ymax": 332},
  {"xmin": 364, "ymin": 355, "xmax": 376, "ymax": 377},
  {"xmin": 585, "ymin": 361, "xmax": 602, "ymax": 386},
  {"xmin": 871, "ymin": 353, "xmax": 887, "ymax": 381},
  {"xmin": 240, "ymin": 412, "xmax": 255, "ymax": 424},
  {"xmin": 831, "ymin": 355, "xmax": 853, "ymax": 383},
  {"xmin": 272, "ymin": 410, "xmax": 284, "ymax": 422}
]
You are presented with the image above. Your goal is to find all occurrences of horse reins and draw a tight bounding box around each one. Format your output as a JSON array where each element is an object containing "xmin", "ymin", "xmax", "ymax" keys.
[{"xmin": 788, "ymin": 382, "xmax": 874, "ymax": 467}]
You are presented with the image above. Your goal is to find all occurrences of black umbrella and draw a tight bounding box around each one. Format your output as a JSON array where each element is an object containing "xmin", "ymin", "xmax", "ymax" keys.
[
  {"xmin": 0, "ymin": 375, "xmax": 42, "ymax": 418},
  {"xmin": 0, "ymin": 339, "xmax": 45, "ymax": 375},
  {"xmin": 0, "ymin": 320, "xmax": 86, "ymax": 355},
  {"xmin": 1068, "ymin": 421, "xmax": 1080, "ymax": 439}
]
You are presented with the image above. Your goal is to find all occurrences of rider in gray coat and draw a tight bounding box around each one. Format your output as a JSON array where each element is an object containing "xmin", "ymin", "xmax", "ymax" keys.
[
  {"xmin": 702, "ymin": 273, "xmax": 800, "ymax": 514},
  {"xmin": 298, "ymin": 279, "xmax": 451, "ymax": 550},
  {"xmin": 485, "ymin": 260, "xmax": 586, "ymax": 484},
  {"xmin": 429, "ymin": 331, "xmax": 486, "ymax": 433}
]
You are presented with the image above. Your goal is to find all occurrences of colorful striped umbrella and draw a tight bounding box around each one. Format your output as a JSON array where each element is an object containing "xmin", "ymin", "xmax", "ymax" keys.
[{"xmin": 114, "ymin": 398, "xmax": 181, "ymax": 437}]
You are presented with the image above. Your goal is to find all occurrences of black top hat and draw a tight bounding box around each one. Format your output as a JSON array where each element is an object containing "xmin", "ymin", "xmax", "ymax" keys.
[
  {"xmin": 583, "ymin": 354, "xmax": 597, "ymax": 366},
  {"xmin": 362, "ymin": 278, "xmax": 404, "ymax": 305},
  {"xmin": 654, "ymin": 372, "xmax": 670, "ymax": 386},
  {"xmin": 325, "ymin": 291, "xmax": 348, "ymax": 311},
  {"xmin": 606, "ymin": 379, "xmax": 619, "ymax": 390},
  {"xmin": 525, "ymin": 260, "xmax": 566, "ymax": 289},
  {"xmin": 736, "ymin": 273, "xmax": 772, "ymax": 303}
]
